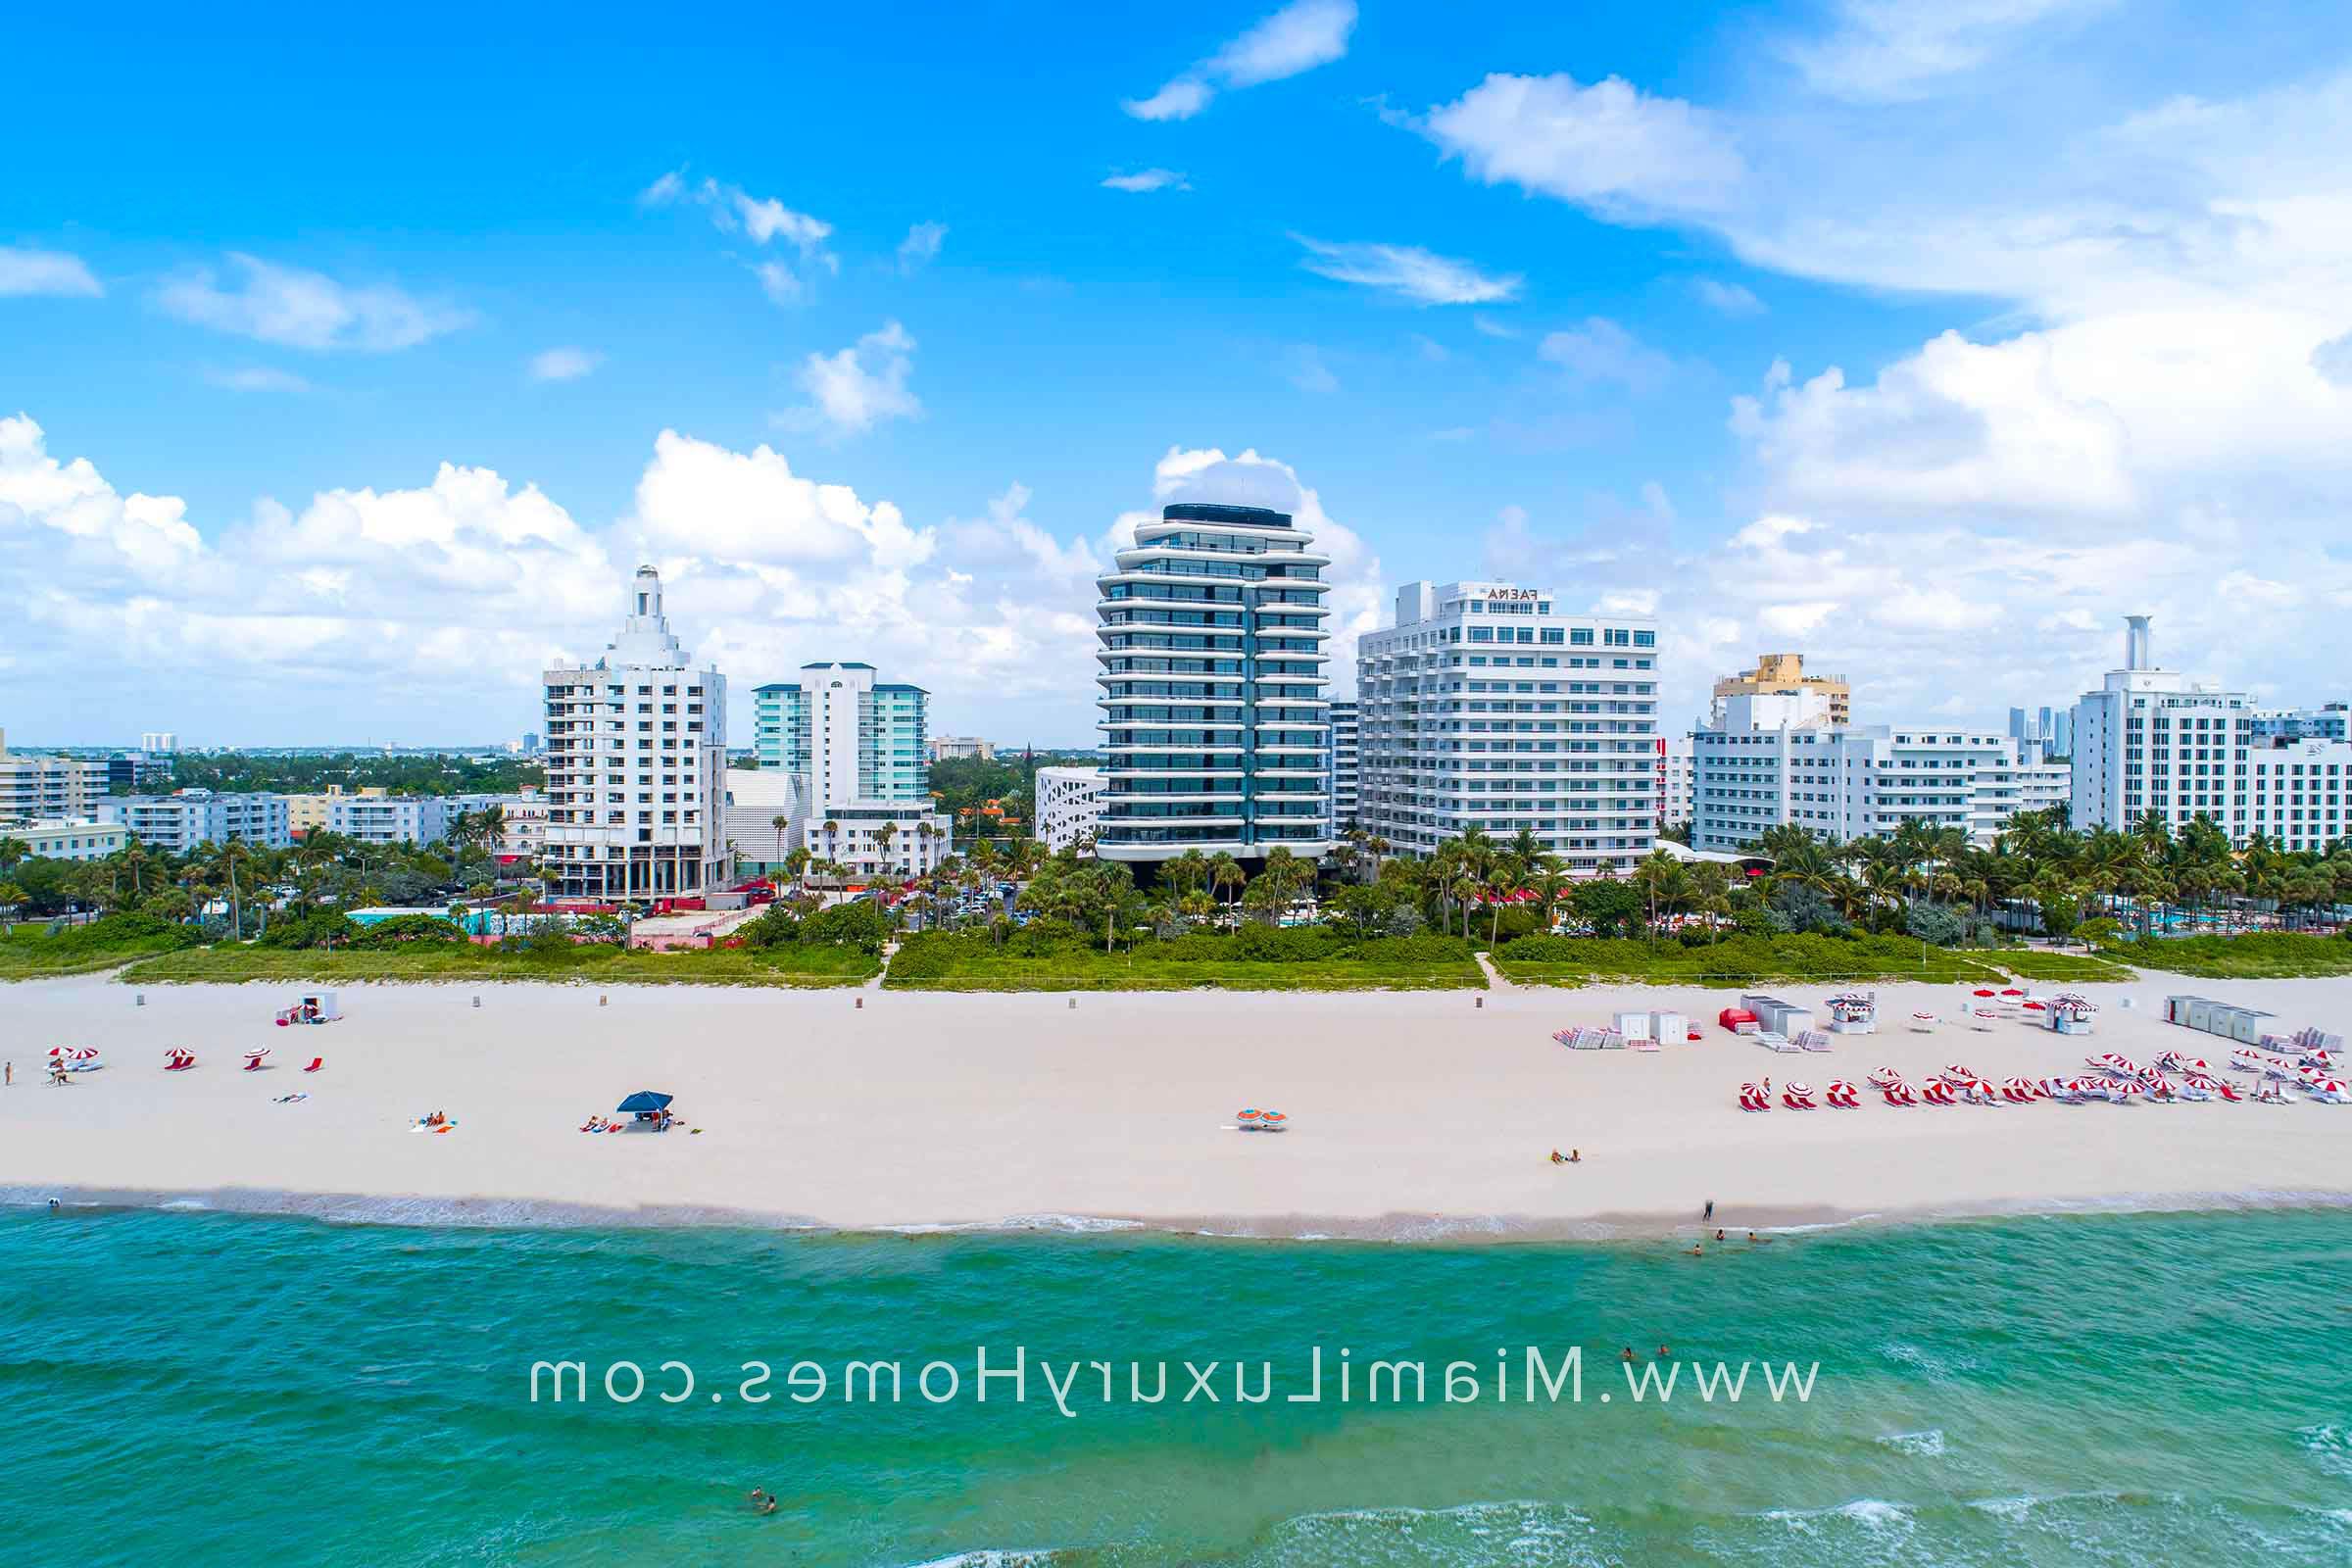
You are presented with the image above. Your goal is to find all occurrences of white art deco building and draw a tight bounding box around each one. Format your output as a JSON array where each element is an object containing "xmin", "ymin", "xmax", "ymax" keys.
[
  {"xmin": 541, "ymin": 565, "xmax": 730, "ymax": 899},
  {"xmin": 1355, "ymin": 581, "xmax": 1660, "ymax": 874},
  {"xmin": 1095, "ymin": 502, "xmax": 1332, "ymax": 866}
]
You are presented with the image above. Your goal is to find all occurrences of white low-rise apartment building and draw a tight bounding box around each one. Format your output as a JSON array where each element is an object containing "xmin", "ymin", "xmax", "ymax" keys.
[
  {"xmin": 2069, "ymin": 615, "xmax": 2257, "ymax": 842},
  {"xmin": 1356, "ymin": 581, "xmax": 1659, "ymax": 875},
  {"xmin": 328, "ymin": 792, "xmax": 448, "ymax": 847},
  {"xmin": 0, "ymin": 728, "xmax": 106, "ymax": 823},
  {"xmin": 98, "ymin": 789, "xmax": 292, "ymax": 852},
  {"xmin": 1036, "ymin": 765, "xmax": 1106, "ymax": 853},
  {"xmin": 542, "ymin": 565, "xmax": 731, "ymax": 899},
  {"xmin": 10, "ymin": 818, "xmax": 130, "ymax": 861},
  {"xmin": 1692, "ymin": 692, "xmax": 2067, "ymax": 853}
]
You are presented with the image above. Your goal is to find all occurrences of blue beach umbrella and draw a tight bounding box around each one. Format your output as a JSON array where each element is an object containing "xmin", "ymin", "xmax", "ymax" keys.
[{"xmin": 616, "ymin": 1091, "xmax": 673, "ymax": 1113}]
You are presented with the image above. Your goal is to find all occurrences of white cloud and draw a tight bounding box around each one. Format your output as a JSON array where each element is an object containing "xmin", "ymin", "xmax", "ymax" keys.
[
  {"xmin": 1124, "ymin": 0, "xmax": 1356, "ymax": 120},
  {"xmin": 156, "ymin": 255, "xmax": 472, "ymax": 352},
  {"xmin": 1101, "ymin": 169, "xmax": 1191, "ymax": 193},
  {"xmin": 528, "ymin": 347, "xmax": 602, "ymax": 382},
  {"xmin": 789, "ymin": 321, "xmax": 920, "ymax": 435},
  {"xmin": 1693, "ymin": 278, "xmax": 1764, "ymax": 317},
  {"xmin": 1414, "ymin": 73, "xmax": 1748, "ymax": 220},
  {"xmin": 640, "ymin": 170, "xmax": 838, "ymax": 296},
  {"xmin": 1539, "ymin": 318, "xmax": 1674, "ymax": 393},
  {"xmin": 0, "ymin": 246, "xmax": 102, "ymax": 298},
  {"xmin": 1123, "ymin": 79, "xmax": 1214, "ymax": 122},
  {"xmin": 0, "ymin": 414, "xmax": 1149, "ymax": 741},
  {"xmin": 1285, "ymin": 344, "xmax": 1339, "ymax": 394},
  {"xmin": 897, "ymin": 221, "xmax": 947, "ymax": 274},
  {"xmin": 1785, "ymin": 0, "xmax": 2114, "ymax": 104},
  {"xmin": 206, "ymin": 368, "xmax": 313, "ymax": 394},
  {"xmin": 1471, "ymin": 314, "xmax": 1521, "ymax": 340},
  {"xmin": 1293, "ymin": 235, "xmax": 1522, "ymax": 306},
  {"xmin": 2313, "ymin": 329, "xmax": 2352, "ymax": 388}
]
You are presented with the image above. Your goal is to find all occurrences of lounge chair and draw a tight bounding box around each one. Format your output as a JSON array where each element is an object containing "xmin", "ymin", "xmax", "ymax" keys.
[{"xmin": 303, "ymin": 1057, "xmax": 323, "ymax": 1073}]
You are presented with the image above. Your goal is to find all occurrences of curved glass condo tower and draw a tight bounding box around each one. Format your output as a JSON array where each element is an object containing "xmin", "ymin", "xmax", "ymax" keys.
[{"xmin": 1095, "ymin": 502, "xmax": 1332, "ymax": 867}]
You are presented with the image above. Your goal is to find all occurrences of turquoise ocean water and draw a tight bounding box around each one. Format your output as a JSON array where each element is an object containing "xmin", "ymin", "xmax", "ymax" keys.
[{"xmin": 4, "ymin": 1205, "xmax": 2349, "ymax": 1566}]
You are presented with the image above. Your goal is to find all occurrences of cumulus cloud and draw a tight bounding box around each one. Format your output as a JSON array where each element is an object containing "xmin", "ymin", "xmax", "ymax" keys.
[
  {"xmin": 1293, "ymin": 235, "xmax": 1521, "ymax": 306},
  {"xmin": 528, "ymin": 347, "xmax": 602, "ymax": 382},
  {"xmin": 0, "ymin": 414, "xmax": 1170, "ymax": 743},
  {"xmin": 788, "ymin": 321, "xmax": 920, "ymax": 435},
  {"xmin": 0, "ymin": 246, "xmax": 102, "ymax": 298},
  {"xmin": 1101, "ymin": 169, "xmax": 1191, "ymax": 193},
  {"xmin": 1124, "ymin": 0, "xmax": 1356, "ymax": 120},
  {"xmin": 156, "ymin": 254, "xmax": 472, "ymax": 352}
]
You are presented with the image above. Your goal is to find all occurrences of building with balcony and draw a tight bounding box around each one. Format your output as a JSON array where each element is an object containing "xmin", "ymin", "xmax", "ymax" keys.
[
  {"xmin": 1036, "ymin": 765, "xmax": 1106, "ymax": 854},
  {"xmin": 98, "ymin": 789, "xmax": 291, "ymax": 852},
  {"xmin": 10, "ymin": 818, "xmax": 130, "ymax": 862},
  {"xmin": 0, "ymin": 729, "xmax": 106, "ymax": 824},
  {"xmin": 1095, "ymin": 502, "xmax": 1332, "ymax": 868},
  {"xmin": 540, "ymin": 565, "xmax": 730, "ymax": 899},
  {"xmin": 1658, "ymin": 735, "xmax": 1693, "ymax": 830},
  {"xmin": 754, "ymin": 663, "xmax": 951, "ymax": 880},
  {"xmin": 1355, "ymin": 581, "xmax": 1659, "ymax": 875}
]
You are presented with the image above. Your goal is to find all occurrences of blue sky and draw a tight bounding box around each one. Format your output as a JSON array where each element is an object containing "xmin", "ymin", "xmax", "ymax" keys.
[{"xmin": 6, "ymin": 1, "xmax": 2351, "ymax": 747}]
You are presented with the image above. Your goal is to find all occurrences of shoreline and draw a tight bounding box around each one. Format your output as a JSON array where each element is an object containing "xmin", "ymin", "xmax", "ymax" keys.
[
  {"xmin": 12, "ymin": 1181, "xmax": 2350, "ymax": 1245},
  {"xmin": 9, "ymin": 972, "xmax": 2352, "ymax": 1243}
]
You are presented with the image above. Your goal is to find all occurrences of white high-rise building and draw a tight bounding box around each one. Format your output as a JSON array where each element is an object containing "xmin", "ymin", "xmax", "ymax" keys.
[
  {"xmin": 140, "ymin": 731, "xmax": 178, "ymax": 755},
  {"xmin": 541, "ymin": 565, "xmax": 730, "ymax": 899},
  {"xmin": 754, "ymin": 663, "xmax": 952, "ymax": 880},
  {"xmin": 1096, "ymin": 502, "xmax": 1332, "ymax": 866},
  {"xmin": 1036, "ymin": 765, "xmax": 1106, "ymax": 854},
  {"xmin": 1356, "ymin": 581, "xmax": 1659, "ymax": 875},
  {"xmin": 1692, "ymin": 691, "xmax": 2068, "ymax": 853},
  {"xmin": 2069, "ymin": 614, "xmax": 2256, "ymax": 842}
]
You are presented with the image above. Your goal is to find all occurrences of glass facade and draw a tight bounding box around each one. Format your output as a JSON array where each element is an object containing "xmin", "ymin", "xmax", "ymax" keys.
[{"xmin": 1096, "ymin": 504, "xmax": 1332, "ymax": 862}]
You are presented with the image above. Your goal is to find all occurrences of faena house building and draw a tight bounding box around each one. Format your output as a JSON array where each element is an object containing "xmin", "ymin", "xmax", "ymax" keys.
[
  {"xmin": 1094, "ymin": 501, "xmax": 1333, "ymax": 868},
  {"xmin": 541, "ymin": 565, "xmax": 730, "ymax": 899}
]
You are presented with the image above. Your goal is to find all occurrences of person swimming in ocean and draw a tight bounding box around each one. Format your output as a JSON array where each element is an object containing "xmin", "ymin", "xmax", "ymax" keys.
[
  {"xmin": 1715, "ymin": 1229, "xmax": 1726, "ymax": 1242},
  {"xmin": 1621, "ymin": 1347, "xmax": 1635, "ymax": 1363},
  {"xmin": 749, "ymin": 1489, "xmax": 777, "ymax": 1515},
  {"xmin": 1748, "ymin": 1231, "xmax": 1773, "ymax": 1245}
]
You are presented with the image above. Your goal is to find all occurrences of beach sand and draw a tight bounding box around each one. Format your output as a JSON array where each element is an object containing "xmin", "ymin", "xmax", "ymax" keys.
[{"xmin": 3, "ymin": 970, "xmax": 2347, "ymax": 1239}]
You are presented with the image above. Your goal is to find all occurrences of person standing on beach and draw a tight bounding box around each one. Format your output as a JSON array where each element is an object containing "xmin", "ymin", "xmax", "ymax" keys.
[{"xmin": 1703, "ymin": 1199, "xmax": 1714, "ymax": 1222}]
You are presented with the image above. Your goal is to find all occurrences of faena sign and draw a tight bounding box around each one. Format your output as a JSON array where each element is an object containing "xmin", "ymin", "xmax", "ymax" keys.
[{"xmin": 1484, "ymin": 588, "xmax": 1540, "ymax": 602}]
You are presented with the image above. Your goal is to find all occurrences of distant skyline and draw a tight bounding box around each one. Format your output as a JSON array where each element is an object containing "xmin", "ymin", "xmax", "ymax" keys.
[{"xmin": 7, "ymin": 2, "xmax": 2352, "ymax": 747}]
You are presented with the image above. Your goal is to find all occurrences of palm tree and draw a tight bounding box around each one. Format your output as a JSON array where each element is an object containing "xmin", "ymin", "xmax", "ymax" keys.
[
  {"xmin": 210, "ymin": 837, "xmax": 255, "ymax": 940},
  {"xmin": 1207, "ymin": 852, "xmax": 1245, "ymax": 925}
]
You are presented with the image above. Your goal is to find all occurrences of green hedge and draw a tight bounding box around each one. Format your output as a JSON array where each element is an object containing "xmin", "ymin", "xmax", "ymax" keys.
[
  {"xmin": 1492, "ymin": 932, "xmax": 2005, "ymax": 987},
  {"xmin": 884, "ymin": 926, "xmax": 1482, "ymax": 990},
  {"xmin": 0, "ymin": 912, "xmax": 207, "ymax": 978}
]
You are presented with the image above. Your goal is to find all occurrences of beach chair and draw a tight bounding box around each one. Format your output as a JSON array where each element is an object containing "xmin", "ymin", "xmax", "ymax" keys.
[
  {"xmin": 303, "ymin": 1057, "xmax": 323, "ymax": 1073},
  {"xmin": 242, "ymin": 1056, "xmax": 267, "ymax": 1072},
  {"xmin": 1795, "ymin": 1030, "xmax": 1834, "ymax": 1054}
]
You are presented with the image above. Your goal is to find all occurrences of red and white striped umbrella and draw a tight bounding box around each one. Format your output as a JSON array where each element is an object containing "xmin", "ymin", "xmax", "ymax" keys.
[
  {"xmin": 49, "ymin": 1046, "xmax": 100, "ymax": 1060},
  {"xmin": 243, "ymin": 1047, "xmax": 270, "ymax": 1060}
]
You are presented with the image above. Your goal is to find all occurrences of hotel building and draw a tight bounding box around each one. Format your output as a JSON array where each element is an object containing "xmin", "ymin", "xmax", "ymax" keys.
[
  {"xmin": 2250, "ymin": 741, "xmax": 2352, "ymax": 852},
  {"xmin": 2068, "ymin": 615, "xmax": 2256, "ymax": 842},
  {"xmin": 1036, "ymin": 765, "xmax": 1107, "ymax": 854},
  {"xmin": 1355, "ymin": 581, "xmax": 1659, "ymax": 875},
  {"xmin": 1095, "ymin": 502, "xmax": 1333, "ymax": 866},
  {"xmin": 1692, "ymin": 691, "xmax": 2067, "ymax": 853},
  {"xmin": 541, "ymin": 565, "xmax": 730, "ymax": 899},
  {"xmin": 754, "ymin": 662, "xmax": 952, "ymax": 879},
  {"xmin": 2251, "ymin": 703, "xmax": 2351, "ymax": 745},
  {"xmin": 1711, "ymin": 652, "xmax": 1849, "ymax": 728},
  {"xmin": 97, "ymin": 789, "xmax": 292, "ymax": 852}
]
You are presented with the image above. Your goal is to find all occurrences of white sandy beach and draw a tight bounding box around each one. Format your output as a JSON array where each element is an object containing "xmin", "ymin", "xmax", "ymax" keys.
[{"xmin": 3, "ymin": 971, "xmax": 2348, "ymax": 1238}]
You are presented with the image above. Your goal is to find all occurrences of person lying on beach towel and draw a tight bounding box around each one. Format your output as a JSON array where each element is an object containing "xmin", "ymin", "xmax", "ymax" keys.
[{"xmin": 272, "ymin": 1093, "xmax": 309, "ymax": 1103}]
